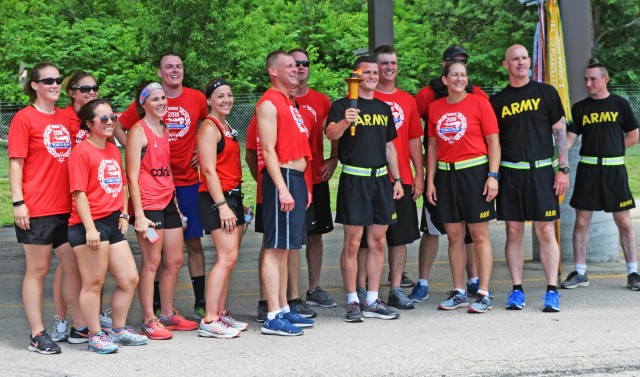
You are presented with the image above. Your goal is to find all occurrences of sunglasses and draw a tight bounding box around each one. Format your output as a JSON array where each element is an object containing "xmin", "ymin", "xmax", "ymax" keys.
[
  {"xmin": 295, "ymin": 60, "xmax": 310, "ymax": 67},
  {"xmin": 446, "ymin": 58, "xmax": 469, "ymax": 65},
  {"xmin": 36, "ymin": 77, "xmax": 63, "ymax": 85},
  {"xmin": 73, "ymin": 85, "xmax": 99, "ymax": 93},
  {"xmin": 94, "ymin": 114, "xmax": 118, "ymax": 124},
  {"xmin": 224, "ymin": 128, "xmax": 238, "ymax": 141}
]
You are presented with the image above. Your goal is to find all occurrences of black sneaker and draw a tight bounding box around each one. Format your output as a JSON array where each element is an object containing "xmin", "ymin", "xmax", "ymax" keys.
[
  {"xmin": 68, "ymin": 326, "xmax": 90, "ymax": 344},
  {"xmin": 28, "ymin": 330, "xmax": 61, "ymax": 354},
  {"xmin": 362, "ymin": 299, "xmax": 399, "ymax": 320},
  {"xmin": 388, "ymin": 287, "xmax": 415, "ymax": 310},
  {"xmin": 256, "ymin": 300, "xmax": 267, "ymax": 323},
  {"xmin": 388, "ymin": 272, "xmax": 416, "ymax": 288},
  {"xmin": 288, "ymin": 298, "xmax": 317, "ymax": 318},
  {"xmin": 627, "ymin": 272, "xmax": 640, "ymax": 291},
  {"xmin": 345, "ymin": 302, "xmax": 363, "ymax": 323}
]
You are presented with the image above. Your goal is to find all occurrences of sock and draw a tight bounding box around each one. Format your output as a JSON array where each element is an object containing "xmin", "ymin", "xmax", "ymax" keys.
[
  {"xmin": 366, "ymin": 291, "xmax": 378, "ymax": 305},
  {"xmin": 627, "ymin": 262, "xmax": 638, "ymax": 274},
  {"xmin": 347, "ymin": 292, "xmax": 359, "ymax": 304},
  {"xmin": 547, "ymin": 285, "xmax": 558, "ymax": 292},
  {"xmin": 267, "ymin": 311, "xmax": 279, "ymax": 320},
  {"xmin": 191, "ymin": 275, "xmax": 206, "ymax": 304},
  {"xmin": 455, "ymin": 288, "xmax": 466, "ymax": 295},
  {"xmin": 468, "ymin": 277, "xmax": 479, "ymax": 285},
  {"xmin": 112, "ymin": 327, "xmax": 125, "ymax": 333},
  {"xmin": 477, "ymin": 289, "xmax": 489, "ymax": 297},
  {"xmin": 513, "ymin": 285, "xmax": 523, "ymax": 292},
  {"xmin": 418, "ymin": 279, "xmax": 428, "ymax": 287},
  {"xmin": 280, "ymin": 305, "xmax": 291, "ymax": 313},
  {"xmin": 153, "ymin": 281, "xmax": 160, "ymax": 303},
  {"xmin": 576, "ymin": 264, "xmax": 587, "ymax": 275}
]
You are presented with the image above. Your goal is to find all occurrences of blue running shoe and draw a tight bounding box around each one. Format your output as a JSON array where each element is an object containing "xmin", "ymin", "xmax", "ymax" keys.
[
  {"xmin": 468, "ymin": 294, "xmax": 492, "ymax": 313},
  {"xmin": 438, "ymin": 290, "xmax": 468, "ymax": 310},
  {"xmin": 467, "ymin": 281, "xmax": 479, "ymax": 296},
  {"xmin": 283, "ymin": 308, "xmax": 314, "ymax": 328},
  {"xmin": 261, "ymin": 313, "xmax": 303, "ymax": 336},
  {"xmin": 408, "ymin": 282, "xmax": 429, "ymax": 303},
  {"xmin": 505, "ymin": 289, "xmax": 526, "ymax": 310},
  {"xmin": 542, "ymin": 291, "xmax": 560, "ymax": 312}
]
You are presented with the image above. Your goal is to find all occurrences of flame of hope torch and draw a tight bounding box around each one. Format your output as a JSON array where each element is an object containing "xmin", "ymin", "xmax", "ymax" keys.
[{"xmin": 345, "ymin": 68, "xmax": 363, "ymax": 136}]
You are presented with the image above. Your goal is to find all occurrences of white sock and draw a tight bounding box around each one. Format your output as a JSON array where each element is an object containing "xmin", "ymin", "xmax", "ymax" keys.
[
  {"xmin": 627, "ymin": 262, "xmax": 638, "ymax": 274},
  {"xmin": 576, "ymin": 264, "xmax": 587, "ymax": 275},
  {"xmin": 418, "ymin": 279, "xmax": 428, "ymax": 287},
  {"xmin": 347, "ymin": 292, "xmax": 359, "ymax": 304},
  {"xmin": 366, "ymin": 291, "xmax": 378, "ymax": 305},
  {"xmin": 455, "ymin": 288, "xmax": 466, "ymax": 295},
  {"xmin": 477, "ymin": 289, "xmax": 489, "ymax": 297},
  {"xmin": 468, "ymin": 277, "xmax": 479, "ymax": 284},
  {"xmin": 280, "ymin": 305, "xmax": 290, "ymax": 313},
  {"xmin": 267, "ymin": 311, "xmax": 279, "ymax": 320}
]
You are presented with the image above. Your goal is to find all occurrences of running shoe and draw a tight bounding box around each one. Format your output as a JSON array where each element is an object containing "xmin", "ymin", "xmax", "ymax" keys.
[
  {"xmin": 220, "ymin": 311, "xmax": 249, "ymax": 331},
  {"xmin": 108, "ymin": 326, "xmax": 149, "ymax": 346},
  {"xmin": 256, "ymin": 300, "xmax": 268, "ymax": 323},
  {"xmin": 542, "ymin": 291, "xmax": 561, "ymax": 312},
  {"xmin": 68, "ymin": 326, "xmax": 90, "ymax": 344},
  {"xmin": 193, "ymin": 300, "xmax": 206, "ymax": 320},
  {"xmin": 468, "ymin": 294, "xmax": 492, "ymax": 313},
  {"xmin": 561, "ymin": 271, "xmax": 589, "ymax": 289},
  {"xmin": 88, "ymin": 332, "xmax": 118, "ymax": 354},
  {"xmin": 388, "ymin": 271, "xmax": 416, "ymax": 288},
  {"xmin": 159, "ymin": 309, "xmax": 198, "ymax": 331},
  {"xmin": 288, "ymin": 298, "xmax": 317, "ymax": 318},
  {"xmin": 467, "ymin": 281, "xmax": 479, "ymax": 296},
  {"xmin": 362, "ymin": 299, "xmax": 399, "ymax": 319},
  {"xmin": 438, "ymin": 290, "xmax": 469, "ymax": 310},
  {"xmin": 345, "ymin": 302, "xmax": 364, "ymax": 323},
  {"xmin": 626, "ymin": 272, "xmax": 640, "ymax": 291},
  {"xmin": 141, "ymin": 317, "xmax": 173, "ymax": 340},
  {"xmin": 28, "ymin": 330, "xmax": 61, "ymax": 355},
  {"xmin": 283, "ymin": 309, "xmax": 314, "ymax": 328},
  {"xmin": 388, "ymin": 287, "xmax": 414, "ymax": 309},
  {"xmin": 505, "ymin": 289, "xmax": 526, "ymax": 310},
  {"xmin": 51, "ymin": 315, "xmax": 68, "ymax": 342},
  {"xmin": 356, "ymin": 287, "xmax": 366, "ymax": 310},
  {"xmin": 261, "ymin": 313, "xmax": 304, "ymax": 336},
  {"xmin": 198, "ymin": 319, "xmax": 241, "ymax": 339},
  {"xmin": 408, "ymin": 282, "xmax": 429, "ymax": 303},
  {"xmin": 306, "ymin": 287, "xmax": 337, "ymax": 308},
  {"xmin": 99, "ymin": 308, "xmax": 113, "ymax": 329}
]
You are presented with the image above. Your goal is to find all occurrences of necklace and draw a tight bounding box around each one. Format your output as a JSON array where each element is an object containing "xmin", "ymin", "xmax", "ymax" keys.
[
  {"xmin": 209, "ymin": 113, "xmax": 236, "ymax": 138},
  {"xmin": 144, "ymin": 122, "xmax": 160, "ymax": 148}
]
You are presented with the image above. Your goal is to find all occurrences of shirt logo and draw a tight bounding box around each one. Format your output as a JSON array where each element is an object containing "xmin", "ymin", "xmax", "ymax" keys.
[
  {"xmin": 164, "ymin": 106, "xmax": 191, "ymax": 141},
  {"xmin": 500, "ymin": 98, "xmax": 541, "ymax": 118},
  {"xmin": 43, "ymin": 123, "xmax": 72, "ymax": 162},
  {"xmin": 98, "ymin": 159, "xmax": 123, "ymax": 197},
  {"xmin": 289, "ymin": 106, "xmax": 310, "ymax": 138},
  {"xmin": 75, "ymin": 129, "xmax": 89, "ymax": 145},
  {"xmin": 582, "ymin": 111, "xmax": 619, "ymax": 125},
  {"xmin": 302, "ymin": 105, "xmax": 318, "ymax": 123},
  {"xmin": 436, "ymin": 112, "xmax": 467, "ymax": 144},
  {"xmin": 384, "ymin": 101, "xmax": 405, "ymax": 130}
]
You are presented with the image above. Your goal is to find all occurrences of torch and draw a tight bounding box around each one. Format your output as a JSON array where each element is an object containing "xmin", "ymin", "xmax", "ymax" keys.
[{"xmin": 344, "ymin": 70, "xmax": 363, "ymax": 136}]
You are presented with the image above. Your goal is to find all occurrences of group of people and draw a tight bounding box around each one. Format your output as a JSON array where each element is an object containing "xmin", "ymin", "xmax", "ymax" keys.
[{"xmin": 8, "ymin": 42, "xmax": 638, "ymax": 353}]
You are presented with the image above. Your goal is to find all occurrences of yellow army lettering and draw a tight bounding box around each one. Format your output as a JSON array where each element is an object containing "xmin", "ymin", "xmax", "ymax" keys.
[
  {"xmin": 479, "ymin": 210, "xmax": 490, "ymax": 219},
  {"xmin": 501, "ymin": 98, "xmax": 541, "ymax": 118},
  {"xmin": 545, "ymin": 210, "xmax": 557, "ymax": 217},
  {"xmin": 620, "ymin": 199, "xmax": 633, "ymax": 208},
  {"xmin": 582, "ymin": 111, "xmax": 619, "ymax": 125},
  {"xmin": 355, "ymin": 114, "xmax": 389, "ymax": 126}
]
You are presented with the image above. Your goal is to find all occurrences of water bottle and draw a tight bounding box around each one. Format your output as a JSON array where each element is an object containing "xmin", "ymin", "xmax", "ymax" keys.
[{"xmin": 243, "ymin": 205, "xmax": 254, "ymax": 235}]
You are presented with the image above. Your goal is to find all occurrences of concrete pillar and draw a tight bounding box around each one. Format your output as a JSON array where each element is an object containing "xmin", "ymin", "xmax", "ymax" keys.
[{"xmin": 367, "ymin": 0, "xmax": 394, "ymax": 53}]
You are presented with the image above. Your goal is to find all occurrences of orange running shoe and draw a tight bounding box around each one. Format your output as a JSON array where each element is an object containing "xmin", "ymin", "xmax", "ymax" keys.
[
  {"xmin": 159, "ymin": 309, "xmax": 198, "ymax": 331},
  {"xmin": 141, "ymin": 317, "xmax": 173, "ymax": 340}
]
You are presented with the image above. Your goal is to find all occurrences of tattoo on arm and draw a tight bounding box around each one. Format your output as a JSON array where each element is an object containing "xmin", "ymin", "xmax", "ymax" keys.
[{"xmin": 553, "ymin": 117, "xmax": 569, "ymax": 167}]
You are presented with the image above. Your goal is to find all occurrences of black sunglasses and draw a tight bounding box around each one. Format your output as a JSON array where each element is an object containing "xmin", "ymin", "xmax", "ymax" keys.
[
  {"xmin": 446, "ymin": 58, "xmax": 468, "ymax": 65},
  {"xmin": 36, "ymin": 77, "xmax": 63, "ymax": 85},
  {"xmin": 94, "ymin": 114, "xmax": 118, "ymax": 124},
  {"xmin": 295, "ymin": 60, "xmax": 310, "ymax": 67},
  {"xmin": 73, "ymin": 85, "xmax": 99, "ymax": 93}
]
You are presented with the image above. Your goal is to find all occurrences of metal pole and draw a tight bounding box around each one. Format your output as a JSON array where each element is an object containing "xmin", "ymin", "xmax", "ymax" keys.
[{"xmin": 367, "ymin": 0, "xmax": 394, "ymax": 53}]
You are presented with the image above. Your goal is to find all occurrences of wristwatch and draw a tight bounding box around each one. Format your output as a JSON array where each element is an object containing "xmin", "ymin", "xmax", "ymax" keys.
[
  {"xmin": 558, "ymin": 166, "xmax": 570, "ymax": 174},
  {"xmin": 393, "ymin": 177, "xmax": 403, "ymax": 184},
  {"xmin": 487, "ymin": 172, "xmax": 500, "ymax": 181},
  {"xmin": 119, "ymin": 213, "xmax": 129, "ymax": 220}
]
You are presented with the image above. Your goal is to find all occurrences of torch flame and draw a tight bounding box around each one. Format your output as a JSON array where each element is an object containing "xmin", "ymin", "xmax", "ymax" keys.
[{"xmin": 352, "ymin": 66, "xmax": 365, "ymax": 77}]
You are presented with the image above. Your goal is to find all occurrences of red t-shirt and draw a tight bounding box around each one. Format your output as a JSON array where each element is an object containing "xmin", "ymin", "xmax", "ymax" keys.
[
  {"xmin": 119, "ymin": 87, "xmax": 207, "ymax": 186},
  {"xmin": 374, "ymin": 89, "xmax": 424, "ymax": 184},
  {"xmin": 245, "ymin": 115, "xmax": 264, "ymax": 204},
  {"xmin": 8, "ymin": 106, "xmax": 72, "ymax": 217},
  {"xmin": 68, "ymin": 141, "xmax": 126, "ymax": 225},
  {"xmin": 427, "ymin": 94, "xmax": 499, "ymax": 163},
  {"xmin": 60, "ymin": 105, "xmax": 89, "ymax": 146},
  {"xmin": 256, "ymin": 88, "xmax": 312, "ymax": 171},
  {"xmin": 135, "ymin": 120, "xmax": 175, "ymax": 210},
  {"xmin": 199, "ymin": 116, "xmax": 243, "ymax": 193},
  {"xmin": 416, "ymin": 85, "xmax": 488, "ymax": 123},
  {"xmin": 296, "ymin": 89, "xmax": 331, "ymax": 185}
]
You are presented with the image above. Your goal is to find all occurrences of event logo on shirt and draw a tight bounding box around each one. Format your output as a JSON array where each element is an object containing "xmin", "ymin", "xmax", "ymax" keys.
[
  {"xmin": 302, "ymin": 105, "xmax": 318, "ymax": 123},
  {"xmin": 165, "ymin": 106, "xmax": 191, "ymax": 141},
  {"xmin": 98, "ymin": 159, "xmax": 123, "ymax": 197},
  {"xmin": 289, "ymin": 106, "xmax": 310, "ymax": 138},
  {"xmin": 383, "ymin": 101, "xmax": 405, "ymax": 130},
  {"xmin": 436, "ymin": 112, "xmax": 467, "ymax": 144},
  {"xmin": 75, "ymin": 129, "xmax": 89, "ymax": 145},
  {"xmin": 43, "ymin": 124, "xmax": 72, "ymax": 162}
]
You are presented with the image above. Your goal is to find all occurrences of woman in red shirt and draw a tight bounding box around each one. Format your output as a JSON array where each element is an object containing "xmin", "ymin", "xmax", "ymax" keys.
[
  {"xmin": 196, "ymin": 79, "xmax": 246, "ymax": 338},
  {"xmin": 68, "ymin": 99, "xmax": 148, "ymax": 353},
  {"xmin": 8, "ymin": 62, "xmax": 84, "ymax": 354},
  {"xmin": 126, "ymin": 81, "xmax": 197, "ymax": 340}
]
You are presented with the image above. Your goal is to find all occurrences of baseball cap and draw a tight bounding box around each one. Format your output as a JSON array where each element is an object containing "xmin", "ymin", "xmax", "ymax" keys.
[{"xmin": 443, "ymin": 45, "xmax": 469, "ymax": 61}]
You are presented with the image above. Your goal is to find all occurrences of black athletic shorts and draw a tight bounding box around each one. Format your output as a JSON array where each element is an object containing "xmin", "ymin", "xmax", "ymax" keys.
[
  {"xmin": 68, "ymin": 211, "xmax": 126, "ymax": 248},
  {"xmin": 142, "ymin": 197, "xmax": 183, "ymax": 230},
  {"xmin": 497, "ymin": 164, "xmax": 559, "ymax": 221},
  {"xmin": 570, "ymin": 162, "xmax": 635, "ymax": 212},
  {"xmin": 361, "ymin": 184, "xmax": 420, "ymax": 248},
  {"xmin": 254, "ymin": 203, "xmax": 264, "ymax": 233},
  {"xmin": 198, "ymin": 188, "xmax": 246, "ymax": 234},
  {"xmin": 435, "ymin": 163, "xmax": 496, "ymax": 224},
  {"xmin": 262, "ymin": 168, "xmax": 308, "ymax": 250},
  {"xmin": 307, "ymin": 181, "xmax": 334, "ymax": 235},
  {"xmin": 336, "ymin": 173, "xmax": 397, "ymax": 226},
  {"xmin": 15, "ymin": 213, "xmax": 70, "ymax": 248}
]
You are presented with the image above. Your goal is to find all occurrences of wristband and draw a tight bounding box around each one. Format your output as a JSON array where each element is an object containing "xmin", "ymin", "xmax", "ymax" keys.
[
  {"xmin": 119, "ymin": 213, "xmax": 129, "ymax": 220},
  {"xmin": 212, "ymin": 199, "xmax": 228, "ymax": 210},
  {"xmin": 12, "ymin": 200, "xmax": 25, "ymax": 207}
]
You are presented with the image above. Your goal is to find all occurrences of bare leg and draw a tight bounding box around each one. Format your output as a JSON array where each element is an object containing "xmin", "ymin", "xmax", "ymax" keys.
[
  {"xmin": 107, "ymin": 241, "xmax": 139, "ymax": 329},
  {"xmin": 73, "ymin": 242, "xmax": 109, "ymax": 334},
  {"xmin": 204, "ymin": 228, "xmax": 240, "ymax": 322},
  {"xmin": 356, "ymin": 248, "xmax": 368, "ymax": 289},
  {"xmin": 23, "ymin": 245, "xmax": 53, "ymax": 336},
  {"xmin": 340, "ymin": 225, "xmax": 364, "ymax": 294},
  {"xmin": 505, "ymin": 221, "xmax": 526, "ymax": 285},
  {"xmin": 286, "ymin": 250, "xmax": 300, "ymax": 300},
  {"xmin": 55, "ymin": 243, "xmax": 84, "ymax": 329},
  {"xmin": 364, "ymin": 224, "xmax": 389, "ymax": 293},
  {"xmin": 572, "ymin": 210, "xmax": 593, "ymax": 265},
  {"xmin": 534, "ymin": 221, "xmax": 560, "ymax": 286},
  {"xmin": 388, "ymin": 245, "xmax": 407, "ymax": 288},
  {"xmin": 613, "ymin": 210, "xmax": 637, "ymax": 264},
  {"xmin": 159, "ymin": 228, "xmax": 185, "ymax": 318},
  {"xmin": 444, "ymin": 223, "xmax": 467, "ymax": 290},
  {"xmin": 467, "ymin": 223, "xmax": 493, "ymax": 292},
  {"xmin": 417, "ymin": 234, "xmax": 439, "ymax": 280},
  {"xmin": 306, "ymin": 234, "xmax": 323, "ymax": 292}
]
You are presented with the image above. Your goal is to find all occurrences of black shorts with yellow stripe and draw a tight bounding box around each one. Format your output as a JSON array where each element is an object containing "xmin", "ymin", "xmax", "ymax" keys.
[
  {"xmin": 497, "ymin": 164, "xmax": 559, "ymax": 222},
  {"xmin": 570, "ymin": 161, "xmax": 635, "ymax": 212}
]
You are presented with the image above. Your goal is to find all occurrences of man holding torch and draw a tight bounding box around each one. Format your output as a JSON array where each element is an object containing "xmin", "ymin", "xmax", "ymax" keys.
[{"xmin": 326, "ymin": 55, "xmax": 404, "ymax": 323}]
